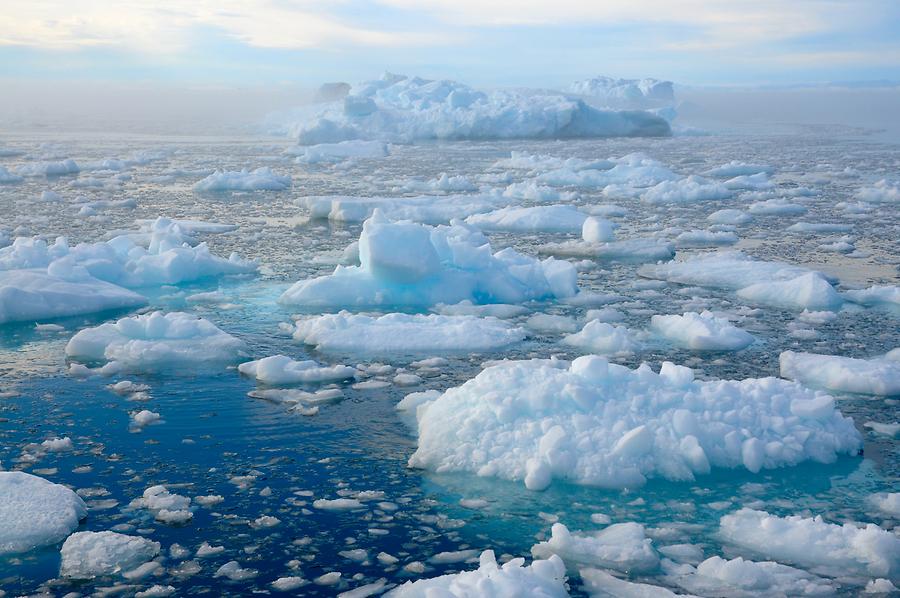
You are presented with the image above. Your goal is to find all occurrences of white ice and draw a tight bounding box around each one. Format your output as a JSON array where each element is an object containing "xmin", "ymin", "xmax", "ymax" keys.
[
  {"xmin": 239, "ymin": 354, "xmax": 358, "ymax": 384},
  {"xmin": 193, "ymin": 167, "xmax": 291, "ymax": 192},
  {"xmin": 650, "ymin": 311, "xmax": 755, "ymax": 351},
  {"xmin": 60, "ymin": 531, "xmax": 161, "ymax": 579},
  {"xmin": 0, "ymin": 471, "xmax": 87, "ymax": 554},
  {"xmin": 780, "ymin": 350, "xmax": 900, "ymax": 396},
  {"xmin": 531, "ymin": 522, "xmax": 659, "ymax": 573}
]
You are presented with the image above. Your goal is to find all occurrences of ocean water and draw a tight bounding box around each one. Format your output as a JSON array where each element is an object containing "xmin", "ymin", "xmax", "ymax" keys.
[{"xmin": 0, "ymin": 123, "xmax": 898, "ymax": 596}]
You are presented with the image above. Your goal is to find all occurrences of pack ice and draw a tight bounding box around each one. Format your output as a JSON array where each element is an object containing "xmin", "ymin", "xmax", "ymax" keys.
[
  {"xmin": 385, "ymin": 550, "xmax": 568, "ymax": 597},
  {"xmin": 292, "ymin": 312, "xmax": 526, "ymax": 355},
  {"xmin": 279, "ymin": 210, "xmax": 578, "ymax": 308},
  {"xmin": 0, "ymin": 471, "xmax": 87, "ymax": 554},
  {"xmin": 268, "ymin": 72, "xmax": 670, "ymax": 144},
  {"xmin": 66, "ymin": 311, "xmax": 248, "ymax": 373},
  {"xmin": 408, "ymin": 356, "xmax": 861, "ymax": 490}
]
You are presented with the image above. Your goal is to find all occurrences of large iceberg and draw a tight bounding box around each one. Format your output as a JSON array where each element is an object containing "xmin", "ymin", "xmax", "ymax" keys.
[
  {"xmin": 408, "ymin": 356, "xmax": 861, "ymax": 490},
  {"xmin": 384, "ymin": 550, "xmax": 568, "ymax": 597},
  {"xmin": 268, "ymin": 73, "xmax": 670, "ymax": 144},
  {"xmin": 292, "ymin": 312, "xmax": 526, "ymax": 355},
  {"xmin": 0, "ymin": 471, "xmax": 87, "ymax": 554},
  {"xmin": 65, "ymin": 311, "xmax": 248, "ymax": 374},
  {"xmin": 279, "ymin": 210, "xmax": 578, "ymax": 308}
]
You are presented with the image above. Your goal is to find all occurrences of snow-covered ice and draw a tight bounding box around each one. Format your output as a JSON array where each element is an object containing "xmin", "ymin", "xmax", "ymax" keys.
[
  {"xmin": 193, "ymin": 167, "xmax": 291, "ymax": 192},
  {"xmin": 0, "ymin": 471, "xmax": 87, "ymax": 554},
  {"xmin": 531, "ymin": 522, "xmax": 659, "ymax": 573},
  {"xmin": 780, "ymin": 350, "xmax": 900, "ymax": 396},
  {"xmin": 60, "ymin": 531, "xmax": 161, "ymax": 579},
  {"xmin": 238, "ymin": 354, "xmax": 357, "ymax": 384},
  {"xmin": 408, "ymin": 356, "xmax": 860, "ymax": 490},
  {"xmin": 650, "ymin": 311, "xmax": 755, "ymax": 351},
  {"xmin": 465, "ymin": 205, "xmax": 587, "ymax": 233}
]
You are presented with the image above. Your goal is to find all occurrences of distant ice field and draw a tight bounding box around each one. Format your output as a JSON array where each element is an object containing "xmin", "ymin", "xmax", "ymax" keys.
[{"xmin": 0, "ymin": 123, "xmax": 898, "ymax": 596}]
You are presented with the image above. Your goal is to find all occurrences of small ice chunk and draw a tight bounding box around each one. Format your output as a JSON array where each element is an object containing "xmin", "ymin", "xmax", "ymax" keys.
[
  {"xmin": 780, "ymin": 350, "xmax": 900, "ymax": 396},
  {"xmin": 0, "ymin": 471, "xmax": 87, "ymax": 554},
  {"xmin": 60, "ymin": 531, "xmax": 160, "ymax": 579}
]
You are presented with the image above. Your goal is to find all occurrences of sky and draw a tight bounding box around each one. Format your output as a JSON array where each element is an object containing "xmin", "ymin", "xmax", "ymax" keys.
[{"xmin": 1, "ymin": 0, "xmax": 899, "ymax": 89}]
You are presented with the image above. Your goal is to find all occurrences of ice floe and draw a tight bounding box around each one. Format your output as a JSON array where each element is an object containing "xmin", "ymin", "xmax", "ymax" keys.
[
  {"xmin": 408, "ymin": 356, "xmax": 860, "ymax": 490},
  {"xmin": 856, "ymin": 179, "xmax": 900, "ymax": 203},
  {"xmin": 239, "ymin": 355, "xmax": 357, "ymax": 384},
  {"xmin": 0, "ymin": 471, "xmax": 87, "ymax": 554},
  {"xmin": 719, "ymin": 508, "xmax": 900, "ymax": 579},
  {"xmin": 385, "ymin": 549, "xmax": 568, "ymax": 597},
  {"xmin": 780, "ymin": 350, "xmax": 900, "ymax": 396},
  {"xmin": 288, "ymin": 140, "xmax": 389, "ymax": 163},
  {"xmin": 193, "ymin": 167, "xmax": 291, "ymax": 192},
  {"xmin": 465, "ymin": 205, "xmax": 587, "ymax": 233},
  {"xmin": 66, "ymin": 311, "xmax": 248, "ymax": 374},
  {"xmin": 292, "ymin": 312, "xmax": 526, "ymax": 355},
  {"xmin": 60, "ymin": 531, "xmax": 160, "ymax": 579},
  {"xmin": 531, "ymin": 522, "xmax": 659, "ymax": 573},
  {"xmin": 280, "ymin": 210, "xmax": 577, "ymax": 308},
  {"xmin": 650, "ymin": 311, "xmax": 755, "ymax": 351}
]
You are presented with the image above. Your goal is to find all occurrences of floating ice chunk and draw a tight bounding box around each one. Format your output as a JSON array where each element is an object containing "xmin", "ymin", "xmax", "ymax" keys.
[
  {"xmin": 270, "ymin": 73, "xmax": 670, "ymax": 143},
  {"xmin": 674, "ymin": 230, "xmax": 738, "ymax": 248},
  {"xmin": 280, "ymin": 211, "xmax": 577, "ymax": 308},
  {"xmin": 780, "ymin": 350, "xmax": 900, "ymax": 396},
  {"xmin": 193, "ymin": 167, "xmax": 291, "ymax": 192},
  {"xmin": 41, "ymin": 437, "xmax": 73, "ymax": 452},
  {"xmin": 434, "ymin": 301, "xmax": 529, "ymax": 318},
  {"xmin": 492, "ymin": 151, "xmax": 610, "ymax": 173},
  {"xmin": 408, "ymin": 356, "xmax": 860, "ymax": 490},
  {"xmin": 539, "ymin": 153, "xmax": 678, "ymax": 188},
  {"xmin": 844, "ymin": 285, "xmax": 900, "ymax": 307},
  {"xmin": 865, "ymin": 421, "xmax": 900, "ymax": 437},
  {"xmin": 563, "ymin": 321, "xmax": 639, "ymax": 355},
  {"xmin": 670, "ymin": 555, "xmax": 835, "ymax": 596},
  {"xmin": 737, "ymin": 272, "xmax": 843, "ymax": 311},
  {"xmin": 313, "ymin": 498, "xmax": 364, "ymax": 511},
  {"xmin": 869, "ymin": 493, "xmax": 900, "ymax": 518},
  {"xmin": 531, "ymin": 522, "xmax": 659, "ymax": 573},
  {"xmin": 748, "ymin": 199, "xmax": 807, "ymax": 215},
  {"xmin": 639, "ymin": 251, "xmax": 828, "ymax": 292},
  {"xmin": 541, "ymin": 238, "xmax": 674, "ymax": 263},
  {"xmin": 65, "ymin": 311, "xmax": 248, "ymax": 373},
  {"xmin": 300, "ymin": 193, "xmax": 503, "ymax": 225},
  {"xmin": 385, "ymin": 549, "xmax": 568, "ymax": 597},
  {"xmin": 581, "ymin": 217, "xmax": 616, "ymax": 243},
  {"xmin": 502, "ymin": 180, "xmax": 575, "ymax": 202},
  {"xmin": 650, "ymin": 311, "xmax": 754, "ymax": 351},
  {"xmin": 131, "ymin": 410, "xmax": 161, "ymax": 427},
  {"xmin": 0, "ymin": 471, "xmax": 87, "ymax": 554},
  {"xmin": 703, "ymin": 161, "xmax": 773, "ymax": 177},
  {"xmin": 465, "ymin": 205, "xmax": 587, "ymax": 233},
  {"xmin": 787, "ymin": 222, "xmax": 853, "ymax": 234},
  {"xmin": 719, "ymin": 508, "xmax": 900, "ymax": 579},
  {"xmin": 272, "ymin": 576, "xmax": 309, "ymax": 591},
  {"xmin": 642, "ymin": 175, "xmax": 732, "ymax": 204},
  {"xmin": 293, "ymin": 312, "xmax": 525, "ymax": 355},
  {"xmin": 60, "ymin": 531, "xmax": 160, "ymax": 579},
  {"xmin": 723, "ymin": 172, "xmax": 773, "ymax": 191},
  {"xmin": 0, "ymin": 165, "xmax": 23, "ymax": 184},
  {"xmin": 17, "ymin": 159, "xmax": 80, "ymax": 177},
  {"xmin": 215, "ymin": 560, "xmax": 258, "ymax": 580},
  {"xmin": 130, "ymin": 485, "xmax": 192, "ymax": 524},
  {"xmin": 708, "ymin": 209, "xmax": 752, "ymax": 225},
  {"xmin": 290, "ymin": 140, "xmax": 389, "ymax": 163},
  {"xmin": 580, "ymin": 568, "xmax": 680, "ymax": 597},
  {"xmin": 239, "ymin": 355, "xmax": 357, "ymax": 384},
  {"xmin": 867, "ymin": 579, "xmax": 899, "ymax": 593},
  {"xmin": 0, "ymin": 269, "xmax": 147, "ymax": 325},
  {"xmin": 856, "ymin": 179, "xmax": 900, "ymax": 203},
  {"xmin": 399, "ymin": 173, "xmax": 478, "ymax": 194}
]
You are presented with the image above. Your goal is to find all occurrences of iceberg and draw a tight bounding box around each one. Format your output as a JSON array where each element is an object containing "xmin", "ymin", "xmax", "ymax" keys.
[
  {"xmin": 65, "ymin": 311, "xmax": 248, "ymax": 373},
  {"xmin": 0, "ymin": 471, "xmax": 87, "ymax": 554},
  {"xmin": 408, "ymin": 356, "xmax": 861, "ymax": 490},
  {"xmin": 568, "ymin": 76, "xmax": 675, "ymax": 109},
  {"xmin": 279, "ymin": 210, "xmax": 578, "ymax": 309},
  {"xmin": 293, "ymin": 312, "xmax": 526, "ymax": 355},
  {"xmin": 719, "ymin": 508, "xmax": 900, "ymax": 579},
  {"xmin": 384, "ymin": 550, "xmax": 568, "ymax": 597},
  {"xmin": 780, "ymin": 350, "xmax": 900, "ymax": 396},
  {"xmin": 193, "ymin": 167, "xmax": 291, "ymax": 192},
  {"xmin": 650, "ymin": 311, "xmax": 755, "ymax": 351},
  {"xmin": 268, "ymin": 73, "xmax": 670, "ymax": 144}
]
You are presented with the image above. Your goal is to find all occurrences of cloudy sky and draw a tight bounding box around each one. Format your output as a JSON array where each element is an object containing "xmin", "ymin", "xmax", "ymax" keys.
[{"xmin": 2, "ymin": 0, "xmax": 899, "ymax": 88}]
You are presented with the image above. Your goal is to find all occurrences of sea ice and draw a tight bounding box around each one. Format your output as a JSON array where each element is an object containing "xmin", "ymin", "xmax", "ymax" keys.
[
  {"xmin": 280, "ymin": 210, "xmax": 577, "ymax": 308},
  {"xmin": 844, "ymin": 285, "xmax": 900, "ymax": 307},
  {"xmin": 856, "ymin": 179, "xmax": 900, "ymax": 203},
  {"xmin": 60, "ymin": 531, "xmax": 160, "ymax": 579},
  {"xmin": 193, "ymin": 167, "xmax": 291, "ymax": 192},
  {"xmin": 780, "ymin": 350, "xmax": 900, "ymax": 396},
  {"xmin": 562, "ymin": 321, "xmax": 640, "ymax": 355},
  {"xmin": 292, "ymin": 312, "xmax": 526, "ymax": 355},
  {"xmin": 408, "ymin": 356, "xmax": 860, "ymax": 490},
  {"xmin": 465, "ymin": 205, "xmax": 587, "ymax": 233},
  {"xmin": 669, "ymin": 555, "xmax": 835, "ymax": 596},
  {"xmin": 650, "ymin": 311, "xmax": 754, "ymax": 351},
  {"xmin": 385, "ymin": 549, "xmax": 568, "ymax": 597},
  {"xmin": 0, "ymin": 471, "xmax": 87, "ymax": 554},
  {"xmin": 65, "ymin": 311, "xmax": 248, "ymax": 373},
  {"xmin": 238, "ymin": 355, "xmax": 357, "ymax": 384},
  {"xmin": 531, "ymin": 522, "xmax": 659, "ymax": 573},
  {"xmin": 289, "ymin": 140, "xmax": 389, "ymax": 163},
  {"xmin": 569, "ymin": 76, "xmax": 674, "ymax": 108},
  {"xmin": 719, "ymin": 508, "xmax": 900, "ymax": 579},
  {"xmin": 641, "ymin": 175, "xmax": 732, "ymax": 204}
]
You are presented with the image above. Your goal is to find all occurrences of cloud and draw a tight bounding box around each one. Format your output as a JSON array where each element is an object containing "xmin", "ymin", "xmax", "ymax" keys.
[{"xmin": 0, "ymin": 0, "xmax": 446, "ymax": 53}]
